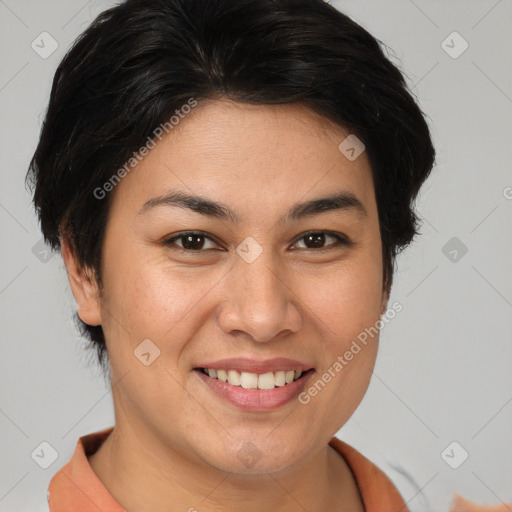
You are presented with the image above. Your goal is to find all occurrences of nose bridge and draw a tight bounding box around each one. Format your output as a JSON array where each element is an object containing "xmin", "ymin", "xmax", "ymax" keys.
[{"xmin": 218, "ymin": 243, "xmax": 301, "ymax": 342}]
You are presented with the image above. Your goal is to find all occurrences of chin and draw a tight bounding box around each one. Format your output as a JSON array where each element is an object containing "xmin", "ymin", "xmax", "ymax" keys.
[
  {"xmin": 212, "ymin": 451, "xmax": 302, "ymax": 477},
  {"xmin": 215, "ymin": 434, "xmax": 308, "ymax": 476}
]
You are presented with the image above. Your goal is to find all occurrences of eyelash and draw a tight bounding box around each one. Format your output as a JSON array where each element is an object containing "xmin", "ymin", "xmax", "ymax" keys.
[{"xmin": 162, "ymin": 230, "xmax": 352, "ymax": 253}]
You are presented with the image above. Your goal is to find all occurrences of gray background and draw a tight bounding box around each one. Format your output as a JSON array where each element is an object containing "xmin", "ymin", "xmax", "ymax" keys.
[{"xmin": 1, "ymin": 0, "xmax": 511, "ymax": 511}]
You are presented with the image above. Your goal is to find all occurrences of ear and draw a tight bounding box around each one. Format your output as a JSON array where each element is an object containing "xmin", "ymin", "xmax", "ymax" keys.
[{"xmin": 61, "ymin": 237, "xmax": 102, "ymax": 327}]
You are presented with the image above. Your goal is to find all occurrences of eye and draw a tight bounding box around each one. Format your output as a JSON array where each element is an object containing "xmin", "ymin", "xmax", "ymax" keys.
[
  {"xmin": 291, "ymin": 231, "xmax": 351, "ymax": 251},
  {"xmin": 163, "ymin": 231, "xmax": 220, "ymax": 251},
  {"xmin": 163, "ymin": 230, "xmax": 351, "ymax": 253}
]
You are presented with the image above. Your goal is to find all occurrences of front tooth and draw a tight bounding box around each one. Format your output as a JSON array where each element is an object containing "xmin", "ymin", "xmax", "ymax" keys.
[
  {"xmin": 240, "ymin": 372, "xmax": 258, "ymax": 389},
  {"xmin": 217, "ymin": 369, "xmax": 228, "ymax": 382},
  {"xmin": 274, "ymin": 371, "xmax": 286, "ymax": 386},
  {"xmin": 258, "ymin": 372, "xmax": 276, "ymax": 390},
  {"xmin": 227, "ymin": 369, "xmax": 241, "ymax": 386},
  {"xmin": 207, "ymin": 369, "xmax": 217, "ymax": 379},
  {"xmin": 285, "ymin": 370, "xmax": 295, "ymax": 384}
]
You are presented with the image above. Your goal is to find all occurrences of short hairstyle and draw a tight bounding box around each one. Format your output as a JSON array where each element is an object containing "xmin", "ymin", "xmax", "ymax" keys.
[{"xmin": 26, "ymin": 0, "xmax": 435, "ymax": 374}]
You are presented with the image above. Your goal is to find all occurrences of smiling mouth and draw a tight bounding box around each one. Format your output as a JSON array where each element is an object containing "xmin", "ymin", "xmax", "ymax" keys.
[{"xmin": 195, "ymin": 367, "xmax": 314, "ymax": 390}]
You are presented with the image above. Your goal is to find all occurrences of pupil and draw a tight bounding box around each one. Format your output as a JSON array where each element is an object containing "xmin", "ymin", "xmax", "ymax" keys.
[
  {"xmin": 183, "ymin": 234, "xmax": 204, "ymax": 250},
  {"xmin": 181, "ymin": 234, "xmax": 327, "ymax": 250},
  {"xmin": 306, "ymin": 233, "xmax": 325, "ymax": 248}
]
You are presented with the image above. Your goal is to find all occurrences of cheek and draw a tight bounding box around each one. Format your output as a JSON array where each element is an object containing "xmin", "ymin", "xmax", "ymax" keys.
[
  {"xmin": 101, "ymin": 235, "xmax": 383, "ymax": 354},
  {"xmin": 101, "ymin": 244, "xmax": 216, "ymax": 343},
  {"xmin": 294, "ymin": 254, "xmax": 383, "ymax": 414},
  {"xmin": 299, "ymin": 253, "xmax": 384, "ymax": 340},
  {"xmin": 100, "ymin": 259, "xmax": 209, "ymax": 418}
]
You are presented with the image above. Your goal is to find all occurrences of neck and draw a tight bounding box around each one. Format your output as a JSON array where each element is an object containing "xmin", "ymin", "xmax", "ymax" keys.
[{"xmin": 88, "ymin": 418, "xmax": 363, "ymax": 512}]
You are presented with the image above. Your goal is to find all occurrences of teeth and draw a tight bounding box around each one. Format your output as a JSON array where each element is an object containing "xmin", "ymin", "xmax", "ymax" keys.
[
  {"xmin": 201, "ymin": 368, "xmax": 307, "ymax": 390},
  {"xmin": 274, "ymin": 370, "xmax": 286, "ymax": 386},
  {"xmin": 227, "ymin": 370, "xmax": 241, "ymax": 386},
  {"xmin": 240, "ymin": 371, "xmax": 258, "ymax": 389},
  {"xmin": 258, "ymin": 372, "xmax": 275, "ymax": 390}
]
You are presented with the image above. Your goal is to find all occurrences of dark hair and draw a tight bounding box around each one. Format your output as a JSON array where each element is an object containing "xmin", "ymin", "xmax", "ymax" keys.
[{"xmin": 26, "ymin": 0, "xmax": 435, "ymax": 375}]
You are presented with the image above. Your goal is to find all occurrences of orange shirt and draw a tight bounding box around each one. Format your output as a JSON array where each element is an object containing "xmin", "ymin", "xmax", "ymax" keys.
[
  {"xmin": 47, "ymin": 427, "xmax": 408, "ymax": 511},
  {"xmin": 48, "ymin": 427, "xmax": 511, "ymax": 512}
]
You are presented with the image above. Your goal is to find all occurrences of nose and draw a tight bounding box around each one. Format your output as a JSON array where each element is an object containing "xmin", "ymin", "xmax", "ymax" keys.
[{"xmin": 217, "ymin": 250, "xmax": 302, "ymax": 343}]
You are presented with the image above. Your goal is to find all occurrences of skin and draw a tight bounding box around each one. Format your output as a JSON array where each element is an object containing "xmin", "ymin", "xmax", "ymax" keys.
[{"xmin": 62, "ymin": 99, "xmax": 390, "ymax": 512}]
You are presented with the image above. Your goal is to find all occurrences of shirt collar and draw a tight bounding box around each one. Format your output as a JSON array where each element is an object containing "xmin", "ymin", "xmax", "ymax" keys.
[
  {"xmin": 48, "ymin": 426, "xmax": 125, "ymax": 512},
  {"xmin": 48, "ymin": 427, "xmax": 407, "ymax": 511}
]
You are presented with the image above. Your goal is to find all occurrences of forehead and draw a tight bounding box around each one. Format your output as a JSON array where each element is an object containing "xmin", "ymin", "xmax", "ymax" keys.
[{"xmin": 108, "ymin": 99, "xmax": 376, "ymax": 220}]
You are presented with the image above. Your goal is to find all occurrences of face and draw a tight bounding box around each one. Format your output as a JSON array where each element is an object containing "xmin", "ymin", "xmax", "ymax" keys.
[{"xmin": 65, "ymin": 99, "xmax": 388, "ymax": 475}]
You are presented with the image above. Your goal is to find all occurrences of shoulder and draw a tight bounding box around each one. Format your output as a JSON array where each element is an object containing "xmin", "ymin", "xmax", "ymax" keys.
[
  {"xmin": 47, "ymin": 427, "xmax": 125, "ymax": 512},
  {"xmin": 329, "ymin": 436, "xmax": 409, "ymax": 512}
]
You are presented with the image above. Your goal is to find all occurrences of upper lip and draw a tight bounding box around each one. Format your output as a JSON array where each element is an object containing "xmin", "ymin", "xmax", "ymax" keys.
[{"xmin": 194, "ymin": 357, "xmax": 314, "ymax": 374}]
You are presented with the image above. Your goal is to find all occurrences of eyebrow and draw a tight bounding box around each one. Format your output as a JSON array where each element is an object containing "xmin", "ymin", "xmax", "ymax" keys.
[{"xmin": 138, "ymin": 189, "xmax": 367, "ymax": 224}]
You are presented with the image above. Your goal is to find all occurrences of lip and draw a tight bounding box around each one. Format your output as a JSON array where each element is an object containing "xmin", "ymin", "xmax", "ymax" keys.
[
  {"xmin": 193, "ymin": 357, "xmax": 313, "ymax": 374},
  {"xmin": 194, "ymin": 367, "xmax": 315, "ymax": 411}
]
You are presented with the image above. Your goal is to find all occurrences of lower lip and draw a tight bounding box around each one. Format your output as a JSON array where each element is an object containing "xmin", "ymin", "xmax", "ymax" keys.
[{"xmin": 194, "ymin": 369, "xmax": 314, "ymax": 412}]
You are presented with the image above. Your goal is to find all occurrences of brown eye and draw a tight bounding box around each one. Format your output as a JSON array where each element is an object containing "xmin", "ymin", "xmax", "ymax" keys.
[
  {"xmin": 293, "ymin": 231, "xmax": 350, "ymax": 251},
  {"xmin": 164, "ymin": 232, "xmax": 219, "ymax": 251}
]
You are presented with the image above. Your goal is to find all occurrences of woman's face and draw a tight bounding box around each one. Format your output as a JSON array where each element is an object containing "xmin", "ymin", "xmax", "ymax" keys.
[{"xmin": 71, "ymin": 99, "xmax": 388, "ymax": 475}]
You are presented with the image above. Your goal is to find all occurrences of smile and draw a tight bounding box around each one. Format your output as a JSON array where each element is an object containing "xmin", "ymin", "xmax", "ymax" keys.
[
  {"xmin": 193, "ymin": 362, "xmax": 315, "ymax": 411},
  {"xmin": 198, "ymin": 368, "xmax": 308, "ymax": 390}
]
